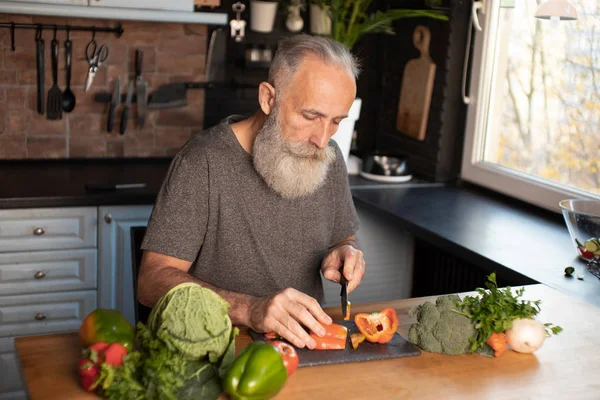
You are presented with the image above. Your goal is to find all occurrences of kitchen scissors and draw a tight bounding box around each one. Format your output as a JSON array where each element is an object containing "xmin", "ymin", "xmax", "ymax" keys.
[{"xmin": 84, "ymin": 35, "xmax": 109, "ymax": 92}]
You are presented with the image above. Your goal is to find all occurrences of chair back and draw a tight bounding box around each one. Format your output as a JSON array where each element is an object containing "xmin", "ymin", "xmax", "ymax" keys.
[{"xmin": 130, "ymin": 226, "xmax": 152, "ymax": 325}]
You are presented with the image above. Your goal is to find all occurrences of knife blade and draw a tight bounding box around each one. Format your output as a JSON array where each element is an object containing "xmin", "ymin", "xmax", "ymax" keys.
[
  {"xmin": 135, "ymin": 49, "xmax": 148, "ymax": 128},
  {"xmin": 120, "ymin": 80, "xmax": 134, "ymax": 135},
  {"xmin": 107, "ymin": 77, "xmax": 120, "ymax": 133},
  {"xmin": 340, "ymin": 270, "xmax": 348, "ymax": 320}
]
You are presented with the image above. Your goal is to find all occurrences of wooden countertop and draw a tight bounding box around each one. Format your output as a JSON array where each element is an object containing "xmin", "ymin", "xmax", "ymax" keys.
[{"xmin": 15, "ymin": 284, "xmax": 600, "ymax": 400}]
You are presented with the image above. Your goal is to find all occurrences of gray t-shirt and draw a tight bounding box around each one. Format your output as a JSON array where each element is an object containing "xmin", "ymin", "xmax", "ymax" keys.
[{"xmin": 141, "ymin": 115, "xmax": 359, "ymax": 302}]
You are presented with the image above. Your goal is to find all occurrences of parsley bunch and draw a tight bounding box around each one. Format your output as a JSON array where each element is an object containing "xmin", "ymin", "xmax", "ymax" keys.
[{"xmin": 454, "ymin": 273, "xmax": 562, "ymax": 351}]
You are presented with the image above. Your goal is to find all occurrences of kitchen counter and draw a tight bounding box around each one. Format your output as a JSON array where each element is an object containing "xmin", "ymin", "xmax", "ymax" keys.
[
  {"xmin": 351, "ymin": 185, "xmax": 600, "ymax": 309},
  {"xmin": 15, "ymin": 284, "xmax": 600, "ymax": 399},
  {"xmin": 1, "ymin": 160, "xmax": 598, "ymax": 308},
  {"xmin": 0, "ymin": 159, "xmax": 441, "ymax": 209}
]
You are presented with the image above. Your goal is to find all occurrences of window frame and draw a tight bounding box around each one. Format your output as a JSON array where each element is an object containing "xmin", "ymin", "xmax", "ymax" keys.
[{"xmin": 460, "ymin": 0, "xmax": 600, "ymax": 213}]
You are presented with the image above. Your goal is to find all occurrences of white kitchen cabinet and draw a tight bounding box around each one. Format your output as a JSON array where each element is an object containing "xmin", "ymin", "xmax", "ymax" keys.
[
  {"xmin": 97, "ymin": 205, "xmax": 153, "ymax": 326},
  {"xmin": 0, "ymin": 249, "xmax": 97, "ymax": 296},
  {"xmin": 0, "ymin": 206, "xmax": 97, "ymax": 399},
  {"xmin": 0, "ymin": 337, "xmax": 25, "ymax": 400},
  {"xmin": 88, "ymin": 0, "xmax": 193, "ymax": 12},
  {"xmin": 0, "ymin": 206, "xmax": 97, "ymax": 253}
]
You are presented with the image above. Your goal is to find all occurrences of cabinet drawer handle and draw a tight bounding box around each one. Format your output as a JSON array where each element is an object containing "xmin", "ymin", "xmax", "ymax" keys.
[
  {"xmin": 33, "ymin": 227, "xmax": 45, "ymax": 236},
  {"xmin": 104, "ymin": 213, "xmax": 112, "ymax": 224},
  {"xmin": 35, "ymin": 313, "xmax": 47, "ymax": 321},
  {"xmin": 34, "ymin": 271, "xmax": 46, "ymax": 279}
]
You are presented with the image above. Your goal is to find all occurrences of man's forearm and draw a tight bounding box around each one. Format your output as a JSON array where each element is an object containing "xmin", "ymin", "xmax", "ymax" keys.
[{"xmin": 139, "ymin": 265, "xmax": 256, "ymax": 327}]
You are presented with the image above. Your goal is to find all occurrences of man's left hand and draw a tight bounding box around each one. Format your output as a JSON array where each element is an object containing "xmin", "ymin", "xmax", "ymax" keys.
[{"xmin": 321, "ymin": 243, "xmax": 365, "ymax": 293}]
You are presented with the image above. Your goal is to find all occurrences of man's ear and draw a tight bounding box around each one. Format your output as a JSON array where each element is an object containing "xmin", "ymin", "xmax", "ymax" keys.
[{"xmin": 258, "ymin": 82, "xmax": 276, "ymax": 115}]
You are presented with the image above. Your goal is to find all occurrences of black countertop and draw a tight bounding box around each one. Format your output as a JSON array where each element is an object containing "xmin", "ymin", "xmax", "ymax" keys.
[
  {"xmin": 1, "ymin": 160, "xmax": 597, "ymax": 308},
  {"xmin": 351, "ymin": 186, "xmax": 600, "ymax": 308}
]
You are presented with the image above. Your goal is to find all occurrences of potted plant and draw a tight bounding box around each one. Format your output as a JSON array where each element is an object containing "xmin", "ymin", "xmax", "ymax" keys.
[
  {"xmin": 308, "ymin": 0, "xmax": 447, "ymax": 163},
  {"xmin": 250, "ymin": 0, "xmax": 280, "ymax": 33}
]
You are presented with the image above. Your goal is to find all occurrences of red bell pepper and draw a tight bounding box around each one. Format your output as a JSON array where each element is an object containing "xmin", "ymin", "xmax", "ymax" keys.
[
  {"xmin": 354, "ymin": 308, "xmax": 398, "ymax": 344},
  {"xmin": 309, "ymin": 323, "xmax": 348, "ymax": 350}
]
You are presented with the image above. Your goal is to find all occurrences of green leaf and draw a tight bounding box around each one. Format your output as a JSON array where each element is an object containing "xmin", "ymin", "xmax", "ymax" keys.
[{"xmin": 456, "ymin": 273, "xmax": 560, "ymax": 351}]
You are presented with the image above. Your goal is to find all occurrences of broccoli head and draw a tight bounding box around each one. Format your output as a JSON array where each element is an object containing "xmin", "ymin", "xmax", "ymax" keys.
[{"xmin": 407, "ymin": 295, "xmax": 476, "ymax": 355}]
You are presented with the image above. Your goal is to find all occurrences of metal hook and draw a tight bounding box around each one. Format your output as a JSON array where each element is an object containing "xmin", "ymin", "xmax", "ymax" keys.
[
  {"xmin": 91, "ymin": 27, "xmax": 96, "ymax": 41},
  {"xmin": 10, "ymin": 22, "xmax": 15, "ymax": 51},
  {"xmin": 36, "ymin": 24, "xmax": 41, "ymax": 41},
  {"xmin": 53, "ymin": 25, "xmax": 57, "ymax": 40}
]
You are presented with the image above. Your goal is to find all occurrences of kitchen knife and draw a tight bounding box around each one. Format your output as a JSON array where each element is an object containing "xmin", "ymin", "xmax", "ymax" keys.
[
  {"xmin": 85, "ymin": 183, "xmax": 146, "ymax": 191},
  {"xmin": 35, "ymin": 33, "xmax": 45, "ymax": 115},
  {"xmin": 146, "ymin": 81, "xmax": 257, "ymax": 110},
  {"xmin": 340, "ymin": 270, "xmax": 349, "ymax": 320},
  {"xmin": 120, "ymin": 80, "xmax": 134, "ymax": 135},
  {"xmin": 107, "ymin": 77, "xmax": 120, "ymax": 133},
  {"xmin": 135, "ymin": 49, "xmax": 148, "ymax": 128}
]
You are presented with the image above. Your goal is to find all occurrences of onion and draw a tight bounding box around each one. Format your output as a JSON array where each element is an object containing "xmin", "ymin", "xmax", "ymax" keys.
[{"xmin": 505, "ymin": 318, "xmax": 547, "ymax": 354}]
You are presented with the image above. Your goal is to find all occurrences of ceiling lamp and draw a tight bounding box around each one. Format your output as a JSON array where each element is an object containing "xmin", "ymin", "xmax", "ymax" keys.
[{"xmin": 535, "ymin": 0, "xmax": 579, "ymax": 21}]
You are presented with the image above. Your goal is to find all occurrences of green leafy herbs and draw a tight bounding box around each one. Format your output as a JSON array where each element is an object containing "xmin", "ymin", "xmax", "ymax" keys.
[{"xmin": 453, "ymin": 273, "xmax": 562, "ymax": 351}]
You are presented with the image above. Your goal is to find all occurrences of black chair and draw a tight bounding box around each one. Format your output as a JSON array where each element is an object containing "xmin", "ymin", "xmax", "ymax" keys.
[{"xmin": 130, "ymin": 226, "xmax": 152, "ymax": 325}]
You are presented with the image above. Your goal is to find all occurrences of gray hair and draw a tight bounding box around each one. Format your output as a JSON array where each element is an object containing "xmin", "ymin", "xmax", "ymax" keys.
[{"xmin": 268, "ymin": 34, "xmax": 360, "ymax": 94}]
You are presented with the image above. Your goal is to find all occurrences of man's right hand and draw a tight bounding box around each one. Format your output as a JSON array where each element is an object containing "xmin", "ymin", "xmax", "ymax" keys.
[{"xmin": 248, "ymin": 288, "xmax": 333, "ymax": 349}]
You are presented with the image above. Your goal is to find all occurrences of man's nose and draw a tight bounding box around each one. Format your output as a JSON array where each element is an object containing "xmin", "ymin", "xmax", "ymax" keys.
[{"xmin": 309, "ymin": 123, "xmax": 332, "ymax": 149}]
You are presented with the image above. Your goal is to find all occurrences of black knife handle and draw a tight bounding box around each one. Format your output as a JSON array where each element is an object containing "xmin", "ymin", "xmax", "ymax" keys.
[
  {"xmin": 36, "ymin": 38, "xmax": 45, "ymax": 114},
  {"xmin": 51, "ymin": 39, "xmax": 58, "ymax": 85},
  {"xmin": 135, "ymin": 49, "xmax": 143, "ymax": 77},
  {"xmin": 120, "ymin": 106, "xmax": 129, "ymax": 135},
  {"xmin": 107, "ymin": 104, "xmax": 116, "ymax": 133}
]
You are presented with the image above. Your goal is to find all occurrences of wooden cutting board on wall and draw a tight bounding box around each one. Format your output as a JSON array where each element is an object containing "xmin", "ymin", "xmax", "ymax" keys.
[{"xmin": 396, "ymin": 25, "xmax": 436, "ymax": 141}]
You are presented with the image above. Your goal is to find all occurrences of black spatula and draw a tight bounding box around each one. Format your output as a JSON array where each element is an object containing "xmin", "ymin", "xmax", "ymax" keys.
[{"xmin": 46, "ymin": 36, "xmax": 62, "ymax": 120}]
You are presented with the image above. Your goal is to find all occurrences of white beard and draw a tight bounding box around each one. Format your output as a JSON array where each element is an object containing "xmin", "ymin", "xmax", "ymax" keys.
[{"xmin": 253, "ymin": 107, "xmax": 336, "ymax": 199}]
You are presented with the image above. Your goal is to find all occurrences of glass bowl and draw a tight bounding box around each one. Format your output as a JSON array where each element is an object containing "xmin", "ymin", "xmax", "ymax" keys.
[{"xmin": 559, "ymin": 199, "xmax": 600, "ymax": 260}]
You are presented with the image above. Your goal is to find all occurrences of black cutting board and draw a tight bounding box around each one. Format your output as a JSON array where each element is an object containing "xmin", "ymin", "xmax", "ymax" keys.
[{"xmin": 248, "ymin": 320, "xmax": 421, "ymax": 367}]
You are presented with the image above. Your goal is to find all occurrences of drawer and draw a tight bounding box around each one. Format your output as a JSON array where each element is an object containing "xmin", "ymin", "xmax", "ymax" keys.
[
  {"xmin": 0, "ymin": 352, "xmax": 24, "ymax": 396},
  {"xmin": 0, "ymin": 291, "xmax": 96, "ymax": 338},
  {"xmin": 0, "ymin": 207, "xmax": 96, "ymax": 252},
  {"xmin": 0, "ymin": 391, "xmax": 26, "ymax": 400},
  {"xmin": 0, "ymin": 338, "xmax": 24, "ymax": 398},
  {"xmin": 0, "ymin": 249, "xmax": 97, "ymax": 295}
]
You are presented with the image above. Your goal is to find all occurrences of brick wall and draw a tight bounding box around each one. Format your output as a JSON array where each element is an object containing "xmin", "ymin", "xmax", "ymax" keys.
[{"xmin": 0, "ymin": 14, "xmax": 208, "ymax": 159}]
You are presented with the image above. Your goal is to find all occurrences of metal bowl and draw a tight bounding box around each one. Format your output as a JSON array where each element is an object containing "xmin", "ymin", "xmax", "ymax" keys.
[{"xmin": 559, "ymin": 199, "xmax": 600, "ymax": 260}]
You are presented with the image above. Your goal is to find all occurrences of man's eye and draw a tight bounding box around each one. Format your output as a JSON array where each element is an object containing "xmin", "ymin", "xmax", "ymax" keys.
[
  {"xmin": 303, "ymin": 114, "xmax": 317, "ymax": 121},
  {"xmin": 333, "ymin": 120, "xmax": 341, "ymax": 126}
]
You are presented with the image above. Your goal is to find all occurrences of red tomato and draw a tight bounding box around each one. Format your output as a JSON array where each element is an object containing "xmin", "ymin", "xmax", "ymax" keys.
[
  {"xmin": 309, "ymin": 323, "xmax": 348, "ymax": 350},
  {"xmin": 270, "ymin": 340, "xmax": 299, "ymax": 376},
  {"xmin": 102, "ymin": 343, "xmax": 128, "ymax": 366}
]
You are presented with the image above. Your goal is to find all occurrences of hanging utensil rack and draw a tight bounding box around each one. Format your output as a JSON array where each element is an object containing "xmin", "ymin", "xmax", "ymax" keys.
[{"xmin": 0, "ymin": 22, "xmax": 124, "ymax": 51}]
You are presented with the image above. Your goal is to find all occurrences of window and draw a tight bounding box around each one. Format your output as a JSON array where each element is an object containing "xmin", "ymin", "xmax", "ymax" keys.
[{"xmin": 461, "ymin": 0, "xmax": 600, "ymax": 212}]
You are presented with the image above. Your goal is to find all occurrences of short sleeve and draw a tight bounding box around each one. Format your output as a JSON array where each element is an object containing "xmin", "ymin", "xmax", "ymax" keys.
[
  {"xmin": 141, "ymin": 148, "xmax": 209, "ymax": 262},
  {"xmin": 329, "ymin": 144, "xmax": 360, "ymax": 245}
]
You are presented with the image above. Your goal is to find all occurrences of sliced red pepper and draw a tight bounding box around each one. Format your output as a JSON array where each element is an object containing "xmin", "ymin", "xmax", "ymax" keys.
[
  {"xmin": 344, "ymin": 301, "xmax": 352, "ymax": 321},
  {"xmin": 354, "ymin": 308, "xmax": 398, "ymax": 344},
  {"xmin": 350, "ymin": 333, "xmax": 366, "ymax": 350},
  {"xmin": 309, "ymin": 323, "xmax": 347, "ymax": 350},
  {"xmin": 576, "ymin": 239, "xmax": 595, "ymax": 259}
]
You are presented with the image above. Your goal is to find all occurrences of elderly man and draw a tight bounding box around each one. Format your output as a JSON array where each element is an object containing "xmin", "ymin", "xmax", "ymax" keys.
[{"xmin": 138, "ymin": 34, "xmax": 365, "ymax": 349}]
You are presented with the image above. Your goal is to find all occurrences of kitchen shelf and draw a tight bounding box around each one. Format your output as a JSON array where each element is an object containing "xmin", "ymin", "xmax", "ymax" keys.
[{"xmin": 0, "ymin": 2, "xmax": 228, "ymax": 25}]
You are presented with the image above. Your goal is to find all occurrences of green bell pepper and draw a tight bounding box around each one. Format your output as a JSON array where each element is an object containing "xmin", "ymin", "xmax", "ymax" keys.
[{"xmin": 223, "ymin": 341, "xmax": 288, "ymax": 400}]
